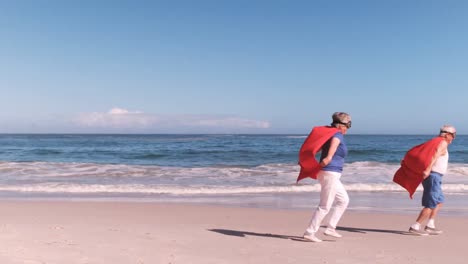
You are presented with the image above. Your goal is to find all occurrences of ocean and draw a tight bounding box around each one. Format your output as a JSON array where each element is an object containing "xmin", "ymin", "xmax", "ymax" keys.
[{"xmin": 1, "ymin": 134, "xmax": 467, "ymax": 215}]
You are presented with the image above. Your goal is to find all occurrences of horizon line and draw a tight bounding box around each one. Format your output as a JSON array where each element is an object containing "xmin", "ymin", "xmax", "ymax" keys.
[{"xmin": 0, "ymin": 132, "xmax": 459, "ymax": 136}]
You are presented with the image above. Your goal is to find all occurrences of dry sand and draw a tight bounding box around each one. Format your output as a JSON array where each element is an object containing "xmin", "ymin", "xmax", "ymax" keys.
[{"xmin": 0, "ymin": 201, "xmax": 465, "ymax": 264}]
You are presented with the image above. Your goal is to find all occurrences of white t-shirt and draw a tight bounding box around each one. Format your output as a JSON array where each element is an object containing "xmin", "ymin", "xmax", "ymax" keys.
[{"xmin": 432, "ymin": 152, "xmax": 449, "ymax": 175}]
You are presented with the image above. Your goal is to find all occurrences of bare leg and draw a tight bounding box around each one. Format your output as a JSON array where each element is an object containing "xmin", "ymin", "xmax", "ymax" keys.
[
  {"xmin": 429, "ymin": 203, "xmax": 443, "ymax": 219},
  {"xmin": 415, "ymin": 207, "xmax": 433, "ymax": 225}
]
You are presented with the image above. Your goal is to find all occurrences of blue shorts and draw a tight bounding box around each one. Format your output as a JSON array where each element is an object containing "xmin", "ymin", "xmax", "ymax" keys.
[{"xmin": 421, "ymin": 172, "xmax": 444, "ymax": 209}]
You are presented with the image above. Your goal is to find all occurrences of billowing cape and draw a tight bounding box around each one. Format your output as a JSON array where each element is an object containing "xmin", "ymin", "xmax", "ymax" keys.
[
  {"xmin": 393, "ymin": 137, "xmax": 443, "ymax": 198},
  {"xmin": 297, "ymin": 126, "xmax": 339, "ymax": 182}
]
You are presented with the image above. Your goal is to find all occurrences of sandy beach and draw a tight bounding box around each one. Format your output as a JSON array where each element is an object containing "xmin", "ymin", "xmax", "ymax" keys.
[{"xmin": 0, "ymin": 201, "xmax": 465, "ymax": 264}]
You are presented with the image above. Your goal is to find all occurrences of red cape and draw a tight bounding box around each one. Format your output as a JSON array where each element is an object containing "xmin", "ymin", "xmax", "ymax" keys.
[
  {"xmin": 393, "ymin": 137, "xmax": 444, "ymax": 198},
  {"xmin": 297, "ymin": 126, "xmax": 340, "ymax": 182}
]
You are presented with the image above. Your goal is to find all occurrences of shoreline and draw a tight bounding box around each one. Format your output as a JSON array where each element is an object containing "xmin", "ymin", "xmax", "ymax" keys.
[
  {"xmin": 1, "ymin": 189, "xmax": 467, "ymax": 216},
  {"xmin": 0, "ymin": 200, "xmax": 466, "ymax": 263}
]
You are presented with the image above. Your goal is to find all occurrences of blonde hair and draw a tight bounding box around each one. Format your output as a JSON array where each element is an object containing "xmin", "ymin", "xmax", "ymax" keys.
[{"xmin": 331, "ymin": 112, "xmax": 351, "ymax": 127}]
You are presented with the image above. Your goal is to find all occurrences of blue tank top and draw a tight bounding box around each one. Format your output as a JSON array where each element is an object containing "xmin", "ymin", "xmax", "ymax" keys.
[{"xmin": 320, "ymin": 132, "xmax": 347, "ymax": 173}]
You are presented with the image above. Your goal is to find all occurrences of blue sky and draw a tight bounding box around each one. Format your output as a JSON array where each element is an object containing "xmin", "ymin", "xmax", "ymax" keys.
[{"xmin": 1, "ymin": 0, "xmax": 467, "ymax": 134}]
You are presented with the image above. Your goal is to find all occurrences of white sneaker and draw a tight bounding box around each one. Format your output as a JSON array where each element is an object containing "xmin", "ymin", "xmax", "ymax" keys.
[
  {"xmin": 324, "ymin": 228, "xmax": 342, "ymax": 238},
  {"xmin": 408, "ymin": 227, "xmax": 429, "ymax": 236},
  {"xmin": 303, "ymin": 232, "xmax": 322, "ymax": 242},
  {"xmin": 424, "ymin": 226, "xmax": 443, "ymax": 235}
]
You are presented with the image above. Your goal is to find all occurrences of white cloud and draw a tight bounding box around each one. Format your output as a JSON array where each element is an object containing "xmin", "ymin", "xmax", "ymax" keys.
[
  {"xmin": 74, "ymin": 108, "xmax": 270, "ymax": 132},
  {"xmin": 108, "ymin": 107, "xmax": 142, "ymax": 115},
  {"xmin": 192, "ymin": 117, "xmax": 270, "ymax": 129},
  {"xmin": 75, "ymin": 108, "xmax": 156, "ymax": 129}
]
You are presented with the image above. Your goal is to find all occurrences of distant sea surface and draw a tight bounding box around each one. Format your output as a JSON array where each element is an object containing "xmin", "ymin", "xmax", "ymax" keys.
[{"xmin": 1, "ymin": 134, "xmax": 467, "ymax": 215}]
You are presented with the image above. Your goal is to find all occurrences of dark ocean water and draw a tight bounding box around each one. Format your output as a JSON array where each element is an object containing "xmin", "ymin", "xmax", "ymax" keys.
[{"xmin": 2, "ymin": 134, "xmax": 468, "ymax": 165}]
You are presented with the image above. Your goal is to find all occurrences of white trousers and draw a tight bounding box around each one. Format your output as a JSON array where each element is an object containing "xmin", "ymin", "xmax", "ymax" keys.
[{"xmin": 305, "ymin": 170, "xmax": 349, "ymax": 234}]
